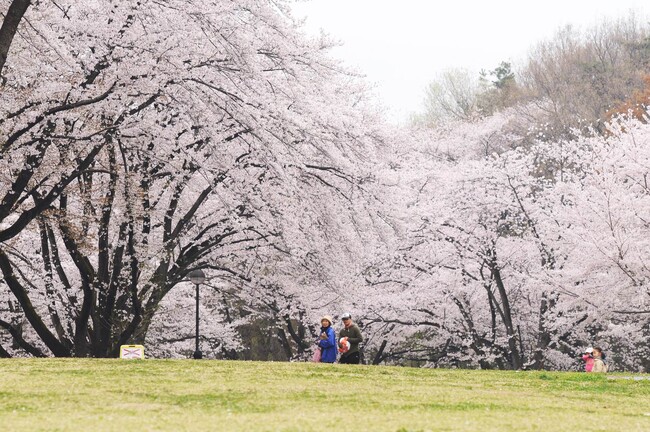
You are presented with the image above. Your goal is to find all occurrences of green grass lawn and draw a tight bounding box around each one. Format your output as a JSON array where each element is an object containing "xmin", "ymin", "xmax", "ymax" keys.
[{"xmin": 0, "ymin": 359, "xmax": 648, "ymax": 431}]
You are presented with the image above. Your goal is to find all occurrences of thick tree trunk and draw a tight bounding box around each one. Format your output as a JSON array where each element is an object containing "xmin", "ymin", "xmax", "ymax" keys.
[
  {"xmin": 284, "ymin": 316, "xmax": 310, "ymax": 354},
  {"xmin": 490, "ymin": 264, "xmax": 522, "ymax": 370},
  {"xmin": 0, "ymin": 343, "xmax": 10, "ymax": 357},
  {"xmin": 372, "ymin": 340, "xmax": 388, "ymax": 365},
  {"xmin": 0, "ymin": 0, "xmax": 30, "ymax": 78},
  {"xmin": 38, "ymin": 218, "xmax": 70, "ymax": 347},
  {"xmin": 532, "ymin": 294, "xmax": 551, "ymax": 369},
  {"xmin": 276, "ymin": 328, "xmax": 293, "ymax": 360}
]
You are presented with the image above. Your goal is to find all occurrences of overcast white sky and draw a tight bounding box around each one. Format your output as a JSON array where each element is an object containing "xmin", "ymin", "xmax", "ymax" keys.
[{"xmin": 290, "ymin": 0, "xmax": 650, "ymax": 123}]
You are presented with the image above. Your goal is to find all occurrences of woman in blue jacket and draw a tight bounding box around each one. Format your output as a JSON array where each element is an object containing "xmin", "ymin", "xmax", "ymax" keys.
[{"xmin": 317, "ymin": 316, "xmax": 337, "ymax": 363}]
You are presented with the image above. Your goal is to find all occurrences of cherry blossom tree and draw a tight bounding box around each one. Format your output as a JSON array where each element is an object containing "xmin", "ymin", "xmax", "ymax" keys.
[
  {"xmin": 0, "ymin": 0, "xmax": 384, "ymax": 358},
  {"xmin": 2, "ymin": 1, "xmax": 649, "ymax": 371}
]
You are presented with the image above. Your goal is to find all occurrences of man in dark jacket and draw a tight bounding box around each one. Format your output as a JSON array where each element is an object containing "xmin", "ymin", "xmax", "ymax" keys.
[{"xmin": 338, "ymin": 313, "xmax": 363, "ymax": 364}]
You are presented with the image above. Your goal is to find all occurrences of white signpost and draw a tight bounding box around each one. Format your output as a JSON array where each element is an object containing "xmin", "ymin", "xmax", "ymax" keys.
[{"xmin": 120, "ymin": 345, "xmax": 145, "ymax": 359}]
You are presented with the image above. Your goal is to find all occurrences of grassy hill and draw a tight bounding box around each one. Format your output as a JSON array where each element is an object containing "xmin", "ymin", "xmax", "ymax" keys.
[{"xmin": 0, "ymin": 359, "xmax": 648, "ymax": 431}]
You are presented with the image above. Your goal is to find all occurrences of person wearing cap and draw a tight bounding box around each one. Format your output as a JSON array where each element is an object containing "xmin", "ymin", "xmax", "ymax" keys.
[
  {"xmin": 317, "ymin": 316, "xmax": 337, "ymax": 363},
  {"xmin": 338, "ymin": 313, "xmax": 363, "ymax": 364},
  {"xmin": 582, "ymin": 347, "xmax": 594, "ymax": 372}
]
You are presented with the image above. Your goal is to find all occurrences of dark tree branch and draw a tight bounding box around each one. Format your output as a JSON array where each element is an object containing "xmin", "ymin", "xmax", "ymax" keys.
[
  {"xmin": 0, "ymin": 249, "xmax": 69, "ymax": 356},
  {"xmin": 612, "ymin": 310, "xmax": 650, "ymax": 315},
  {"xmin": 0, "ymin": 141, "xmax": 106, "ymax": 243},
  {"xmin": 0, "ymin": 342, "xmax": 10, "ymax": 357},
  {"xmin": 0, "ymin": 318, "xmax": 45, "ymax": 357},
  {"xmin": 0, "ymin": 0, "xmax": 31, "ymax": 78},
  {"xmin": 3, "ymin": 82, "xmax": 116, "ymax": 151}
]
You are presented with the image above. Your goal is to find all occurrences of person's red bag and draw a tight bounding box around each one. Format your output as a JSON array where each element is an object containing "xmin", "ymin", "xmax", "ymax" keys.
[
  {"xmin": 312, "ymin": 347, "xmax": 322, "ymax": 362},
  {"xmin": 338, "ymin": 337, "xmax": 350, "ymax": 354}
]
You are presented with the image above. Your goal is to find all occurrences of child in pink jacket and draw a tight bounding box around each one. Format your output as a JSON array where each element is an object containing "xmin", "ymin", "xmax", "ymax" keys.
[{"xmin": 582, "ymin": 347, "xmax": 594, "ymax": 372}]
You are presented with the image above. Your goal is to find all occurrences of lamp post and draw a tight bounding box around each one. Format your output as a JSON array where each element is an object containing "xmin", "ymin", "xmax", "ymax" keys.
[{"xmin": 188, "ymin": 269, "xmax": 206, "ymax": 359}]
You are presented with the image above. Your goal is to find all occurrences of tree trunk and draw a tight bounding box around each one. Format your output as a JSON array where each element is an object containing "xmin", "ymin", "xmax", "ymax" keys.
[
  {"xmin": 0, "ymin": 343, "xmax": 10, "ymax": 357},
  {"xmin": 490, "ymin": 263, "xmax": 522, "ymax": 370},
  {"xmin": 532, "ymin": 294, "xmax": 551, "ymax": 369},
  {"xmin": 0, "ymin": 0, "xmax": 30, "ymax": 78},
  {"xmin": 372, "ymin": 339, "xmax": 388, "ymax": 365}
]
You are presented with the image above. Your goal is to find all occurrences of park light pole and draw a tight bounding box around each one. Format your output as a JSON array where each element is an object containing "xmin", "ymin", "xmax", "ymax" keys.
[{"xmin": 188, "ymin": 269, "xmax": 206, "ymax": 359}]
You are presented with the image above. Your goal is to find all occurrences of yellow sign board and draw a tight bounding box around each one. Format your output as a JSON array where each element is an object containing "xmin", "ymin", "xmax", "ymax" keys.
[{"xmin": 120, "ymin": 345, "xmax": 145, "ymax": 359}]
